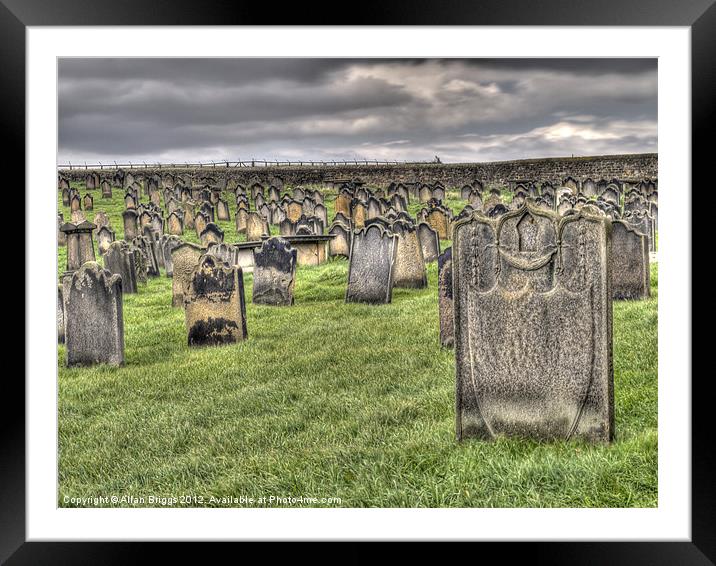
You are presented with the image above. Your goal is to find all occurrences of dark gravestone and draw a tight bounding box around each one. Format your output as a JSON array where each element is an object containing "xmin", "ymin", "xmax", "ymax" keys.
[
  {"xmin": 102, "ymin": 240, "xmax": 138, "ymax": 294},
  {"xmin": 200, "ymin": 222, "xmax": 225, "ymax": 247},
  {"xmin": 345, "ymin": 224, "xmax": 398, "ymax": 304},
  {"xmin": 391, "ymin": 220, "xmax": 427, "ymax": 289},
  {"xmin": 252, "ymin": 237, "xmax": 298, "ymax": 306},
  {"xmin": 185, "ymin": 255, "xmax": 248, "ymax": 346},
  {"xmin": 612, "ymin": 220, "xmax": 650, "ymax": 300},
  {"xmin": 453, "ymin": 203, "xmax": 613, "ymax": 442},
  {"xmin": 417, "ymin": 222, "xmax": 440, "ymax": 263},
  {"xmin": 65, "ymin": 262, "xmax": 124, "ymax": 367},
  {"xmin": 438, "ymin": 247, "xmax": 454, "ymax": 347}
]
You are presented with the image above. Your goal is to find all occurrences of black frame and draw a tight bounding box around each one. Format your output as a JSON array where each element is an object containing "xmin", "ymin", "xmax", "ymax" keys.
[{"xmin": 6, "ymin": 1, "xmax": 709, "ymax": 563}]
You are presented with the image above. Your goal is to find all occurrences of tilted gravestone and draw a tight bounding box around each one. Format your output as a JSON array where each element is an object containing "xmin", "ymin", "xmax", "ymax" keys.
[
  {"xmin": 417, "ymin": 222, "xmax": 440, "ymax": 263},
  {"xmin": 611, "ymin": 220, "xmax": 650, "ymax": 300},
  {"xmin": 252, "ymin": 237, "xmax": 298, "ymax": 306},
  {"xmin": 185, "ymin": 255, "xmax": 248, "ymax": 346},
  {"xmin": 170, "ymin": 242, "xmax": 205, "ymax": 307},
  {"xmin": 345, "ymin": 224, "xmax": 398, "ymax": 304},
  {"xmin": 438, "ymin": 247, "xmax": 454, "ymax": 348},
  {"xmin": 391, "ymin": 220, "xmax": 427, "ymax": 289},
  {"xmin": 452, "ymin": 202, "xmax": 613, "ymax": 442},
  {"xmin": 65, "ymin": 262, "xmax": 124, "ymax": 367},
  {"xmin": 102, "ymin": 240, "xmax": 138, "ymax": 294}
]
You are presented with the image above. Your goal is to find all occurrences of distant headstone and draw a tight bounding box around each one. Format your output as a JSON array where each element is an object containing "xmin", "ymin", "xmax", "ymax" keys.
[
  {"xmin": 612, "ymin": 220, "xmax": 650, "ymax": 300},
  {"xmin": 60, "ymin": 221, "xmax": 96, "ymax": 272},
  {"xmin": 122, "ymin": 209, "xmax": 139, "ymax": 241},
  {"xmin": 65, "ymin": 262, "xmax": 124, "ymax": 367},
  {"xmin": 170, "ymin": 242, "xmax": 205, "ymax": 307},
  {"xmin": 417, "ymin": 222, "xmax": 440, "ymax": 263},
  {"xmin": 328, "ymin": 222, "xmax": 351, "ymax": 258},
  {"xmin": 200, "ymin": 222, "xmax": 224, "ymax": 247},
  {"xmin": 102, "ymin": 240, "xmax": 138, "ymax": 294},
  {"xmin": 252, "ymin": 237, "xmax": 298, "ymax": 306},
  {"xmin": 96, "ymin": 225, "xmax": 116, "ymax": 255},
  {"xmin": 391, "ymin": 220, "xmax": 427, "ymax": 289},
  {"xmin": 345, "ymin": 224, "xmax": 398, "ymax": 304},
  {"xmin": 185, "ymin": 255, "xmax": 248, "ymax": 346}
]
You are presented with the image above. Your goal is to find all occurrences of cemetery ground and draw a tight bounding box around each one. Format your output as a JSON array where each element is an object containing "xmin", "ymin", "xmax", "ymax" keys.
[{"xmin": 57, "ymin": 183, "xmax": 658, "ymax": 508}]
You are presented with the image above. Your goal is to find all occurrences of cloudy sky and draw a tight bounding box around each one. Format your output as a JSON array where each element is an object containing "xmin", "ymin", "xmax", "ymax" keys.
[{"xmin": 58, "ymin": 58, "xmax": 657, "ymax": 164}]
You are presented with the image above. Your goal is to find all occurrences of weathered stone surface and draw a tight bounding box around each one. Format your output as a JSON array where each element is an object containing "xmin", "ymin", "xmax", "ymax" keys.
[
  {"xmin": 57, "ymin": 284, "xmax": 65, "ymax": 344},
  {"xmin": 328, "ymin": 222, "xmax": 351, "ymax": 258},
  {"xmin": 246, "ymin": 212, "xmax": 268, "ymax": 241},
  {"xmin": 200, "ymin": 222, "xmax": 224, "ymax": 246},
  {"xmin": 185, "ymin": 255, "xmax": 248, "ymax": 346},
  {"xmin": 216, "ymin": 198, "xmax": 231, "ymax": 221},
  {"xmin": 167, "ymin": 211, "xmax": 184, "ymax": 235},
  {"xmin": 425, "ymin": 208, "xmax": 451, "ymax": 240},
  {"xmin": 438, "ymin": 247, "xmax": 453, "ymax": 348},
  {"xmin": 171, "ymin": 242, "xmax": 205, "ymax": 307},
  {"xmin": 252, "ymin": 237, "xmax": 297, "ymax": 306},
  {"xmin": 286, "ymin": 235, "xmax": 329, "ymax": 266},
  {"xmin": 453, "ymin": 202, "xmax": 613, "ymax": 442},
  {"xmin": 102, "ymin": 240, "xmax": 138, "ymax": 294},
  {"xmin": 60, "ymin": 221, "xmax": 96, "ymax": 272},
  {"xmin": 65, "ymin": 262, "xmax": 124, "ymax": 367},
  {"xmin": 96, "ymin": 225, "xmax": 116, "ymax": 255},
  {"xmin": 391, "ymin": 220, "xmax": 427, "ymax": 288},
  {"xmin": 122, "ymin": 210, "xmax": 139, "ymax": 241},
  {"xmin": 345, "ymin": 224, "xmax": 397, "ymax": 304},
  {"xmin": 417, "ymin": 222, "xmax": 440, "ymax": 263},
  {"xmin": 161, "ymin": 235, "xmax": 183, "ymax": 277},
  {"xmin": 58, "ymin": 214, "xmax": 67, "ymax": 246},
  {"xmin": 612, "ymin": 220, "xmax": 650, "ymax": 300}
]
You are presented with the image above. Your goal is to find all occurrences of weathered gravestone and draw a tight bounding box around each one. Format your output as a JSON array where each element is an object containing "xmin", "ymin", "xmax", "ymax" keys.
[
  {"xmin": 200, "ymin": 223, "xmax": 224, "ymax": 247},
  {"xmin": 83, "ymin": 194, "xmax": 94, "ymax": 211},
  {"xmin": 122, "ymin": 210, "xmax": 139, "ymax": 241},
  {"xmin": 161, "ymin": 235, "xmax": 183, "ymax": 277},
  {"xmin": 345, "ymin": 224, "xmax": 397, "ymax": 304},
  {"xmin": 216, "ymin": 198, "xmax": 231, "ymax": 221},
  {"xmin": 252, "ymin": 237, "xmax": 297, "ymax": 306},
  {"xmin": 96, "ymin": 225, "xmax": 116, "ymax": 255},
  {"xmin": 101, "ymin": 180, "xmax": 112, "ymax": 198},
  {"xmin": 328, "ymin": 222, "xmax": 351, "ymax": 258},
  {"xmin": 57, "ymin": 284, "xmax": 65, "ymax": 344},
  {"xmin": 57, "ymin": 214, "xmax": 66, "ymax": 246},
  {"xmin": 102, "ymin": 240, "xmax": 138, "ymax": 294},
  {"xmin": 170, "ymin": 242, "xmax": 205, "ymax": 307},
  {"xmin": 65, "ymin": 262, "xmax": 124, "ymax": 367},
  {"xmin": 417, "ymin": 222, "xmax": 440, "ymax": 263},
  {"xmin": 452, "ymin": 202, "xmax": 613, "ymax": 442},
  {"xmin": 246, "ymin": 212, "xmax": 269, "ymax": 241},
  {"xmin": 438, "ymin": 247, "xmax": 454, "ymax": 348},
  {"xmin": 185, "ymin": 255, "xmax": 248, "ymax": 346},
  {"xmin": 391, "ymin": 220, "xmax": 427, "ymax": 289},
  {"xmin": 611, "ymin": 220, "xmax": 650, "ymax": 300},
  {"xmin": 60, "ymin": 221, "xmax": 96, "ymax": 272},
  {"xmin": 167, "ymin": 211, "xmax": 184, "ymax": 236}
]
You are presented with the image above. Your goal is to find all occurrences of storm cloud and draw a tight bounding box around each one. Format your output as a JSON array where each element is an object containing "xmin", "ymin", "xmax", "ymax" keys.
[{"xmin": 58, "ymin": 58, "xmax": 657, "ymax": 164}]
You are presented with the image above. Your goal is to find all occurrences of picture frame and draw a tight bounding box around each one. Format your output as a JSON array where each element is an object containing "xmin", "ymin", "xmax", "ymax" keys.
[{"xmin": 7, "ymin": 0, "xmax": 709, "ymax": 562}]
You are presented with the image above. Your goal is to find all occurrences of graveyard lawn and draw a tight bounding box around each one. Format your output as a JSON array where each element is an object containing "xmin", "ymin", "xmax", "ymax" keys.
[{"xmin": 58, "ymin": 185, "xmax": 657, "ymax": 508}]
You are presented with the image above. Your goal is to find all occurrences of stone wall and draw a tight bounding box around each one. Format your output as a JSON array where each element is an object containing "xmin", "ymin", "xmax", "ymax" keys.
[{"xmin": 60, "ymin": 153, "xmax": 657, "ymax": 188}]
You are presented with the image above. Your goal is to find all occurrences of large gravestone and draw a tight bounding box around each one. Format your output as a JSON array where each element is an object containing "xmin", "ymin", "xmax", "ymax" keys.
[
  {"xmin": 612, "ymin": 220, "xmax": 650, "ymax": 300},
  {"xmin": 252, "ymin": 237, "xmax": 298, "ymax": 306},
  {"xmin": 438, "ymin": 247, "xmax": 454, "ymax": 348},
  {"xmin": 345, "ymin": 224, "xmax": 398, "ymax": 304},
  {"xmin": 452, "ymin": 203, "xmax": 613, "ymax": 442},
  {"xmin": 417, "ymin": 222, "xmax": 440, "ymax": 263},
  {"xmin": 185, "ymin": 255, "xmax": 248, "ymax": 346},
  {"xmin": 391, "ymin": 220, "xmax": 427, "ymax": 289},
  {"xmin": 170, "ymin": 242, "xmax": 205, "ymax": 307},
  {"xmin": 65, "ymin": 262, "xmax": 124, "ymax": 367},
  {"xmin": 102, "ymin": 240, "xmax": 138, "ymax": 294}
]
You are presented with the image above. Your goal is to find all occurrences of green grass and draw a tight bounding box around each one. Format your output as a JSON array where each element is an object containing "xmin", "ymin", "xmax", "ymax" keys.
[{"xmin": 57, "ymin": 184, "xmax": 658, "ymax": 508}]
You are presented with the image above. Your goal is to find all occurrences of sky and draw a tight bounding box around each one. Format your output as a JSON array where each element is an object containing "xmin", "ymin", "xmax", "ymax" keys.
[{"xmin": 58, "ymin": 58, "xmax": 657, "ymax": 165}]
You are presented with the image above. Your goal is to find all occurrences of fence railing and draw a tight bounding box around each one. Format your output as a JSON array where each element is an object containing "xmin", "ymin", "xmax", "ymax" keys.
[{"xmin": 57, "ymin": 159, "xmax": 438, "ymax": 170}]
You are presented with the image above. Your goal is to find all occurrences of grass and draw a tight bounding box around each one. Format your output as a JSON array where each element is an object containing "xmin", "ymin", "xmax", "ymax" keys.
[{"xmin": 57, "ymin": 183, "xmax": 658, "ymax": 508}]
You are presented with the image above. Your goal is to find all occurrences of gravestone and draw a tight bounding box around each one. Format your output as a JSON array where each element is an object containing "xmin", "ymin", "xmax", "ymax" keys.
[
  {"xmin": 96, "ymin": 225, "xmax": 116, "ymax": 255},
  {"xmin": 200, "ymin": 223, "xmax": 224, "ymax": 247},
  {"xmin": 102, "ymin": 240, "xmax": 138, "ymax": 294},
  {"xmin": 70, "ymin": 194, "xmax": 82, "ymax": 214},
  {"xmin": 206, "ymin": 242, "xmax": 238, "ymax": 267},
  {"xmin": 170, "ymin": 242, "xmax": 205, "ymax": 307},
  {"xmin": 425, "ymin": 208, "xmax": 451, "ymax": 240},
  {"xmin": 216, "ymin": 198, "xmax": 231, "ymax": 221},
  {"xmin": 246, "ymin": 212, "xmax": 268, "ymax": 241},
  {"xmin": 612, "ymin": 220, "xmax": 650, "ymax": 300},
  {"xmin": 438, "ymin": 246, "xmax": 454, "ymax": 347},
  {"xmin": 57, "ymin": 214, "xmax": 66, "ymax": 246},
  {"xmin": 65, "ymin": 262, "xmax": 124, "ymax": 367},
  {"xmin": 235, "ymin": 208, "xmax": 248, "ymax": 234},
  {"xmin": 334, "ymin": 192, "xmax": 352, "ymax": 218},
  {"xmin": 60, "ymin": 221, "xmax": 96, "ymax": 272},
  {"xmin": 57, "ymin": 284, "xmax": 65, "ymax": 344},
  {"xmin": 122, "ymin": 209, "xmax": 139, "ymax": 241},
  {"xmin": 345, "ymin": 224, "xmax": 398, "ymax": 304},
  {"xmin": 252, "ymin": 237, "xmax": 298, "ymax": 306},
  {"xmin": 194, "ymin": 211, "xmax": 209, "ymax": 237},
  {"xmin": 452, "ymin": 203, "xmax": 613, "ymax": 442},
  {"xmin": 83, "ymin": 194, "xmax": 94, "ymax": 211},
  {"xmin": 167, "ymin": 211, "xmax": 184, "ymax": 235},
  {"xmin": 417, "ymin": 222, "xmax": 440, "ymax": 263},
  {"xmin": 328, "ymin": 222, "xmax": 351, "ymax": 258},
  {"xmin": 391, "ymin": 220, "xmax": 427, "ymax": 289},
  {"xmin": 185, "ymin": 255, "xmax": 248, "ymax": 346}
]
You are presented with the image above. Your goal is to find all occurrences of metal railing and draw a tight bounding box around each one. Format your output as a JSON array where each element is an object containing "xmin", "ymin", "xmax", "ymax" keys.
[{"xmin": 57, "ymin": 159, "xmax": 437, "ymax": 170}]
